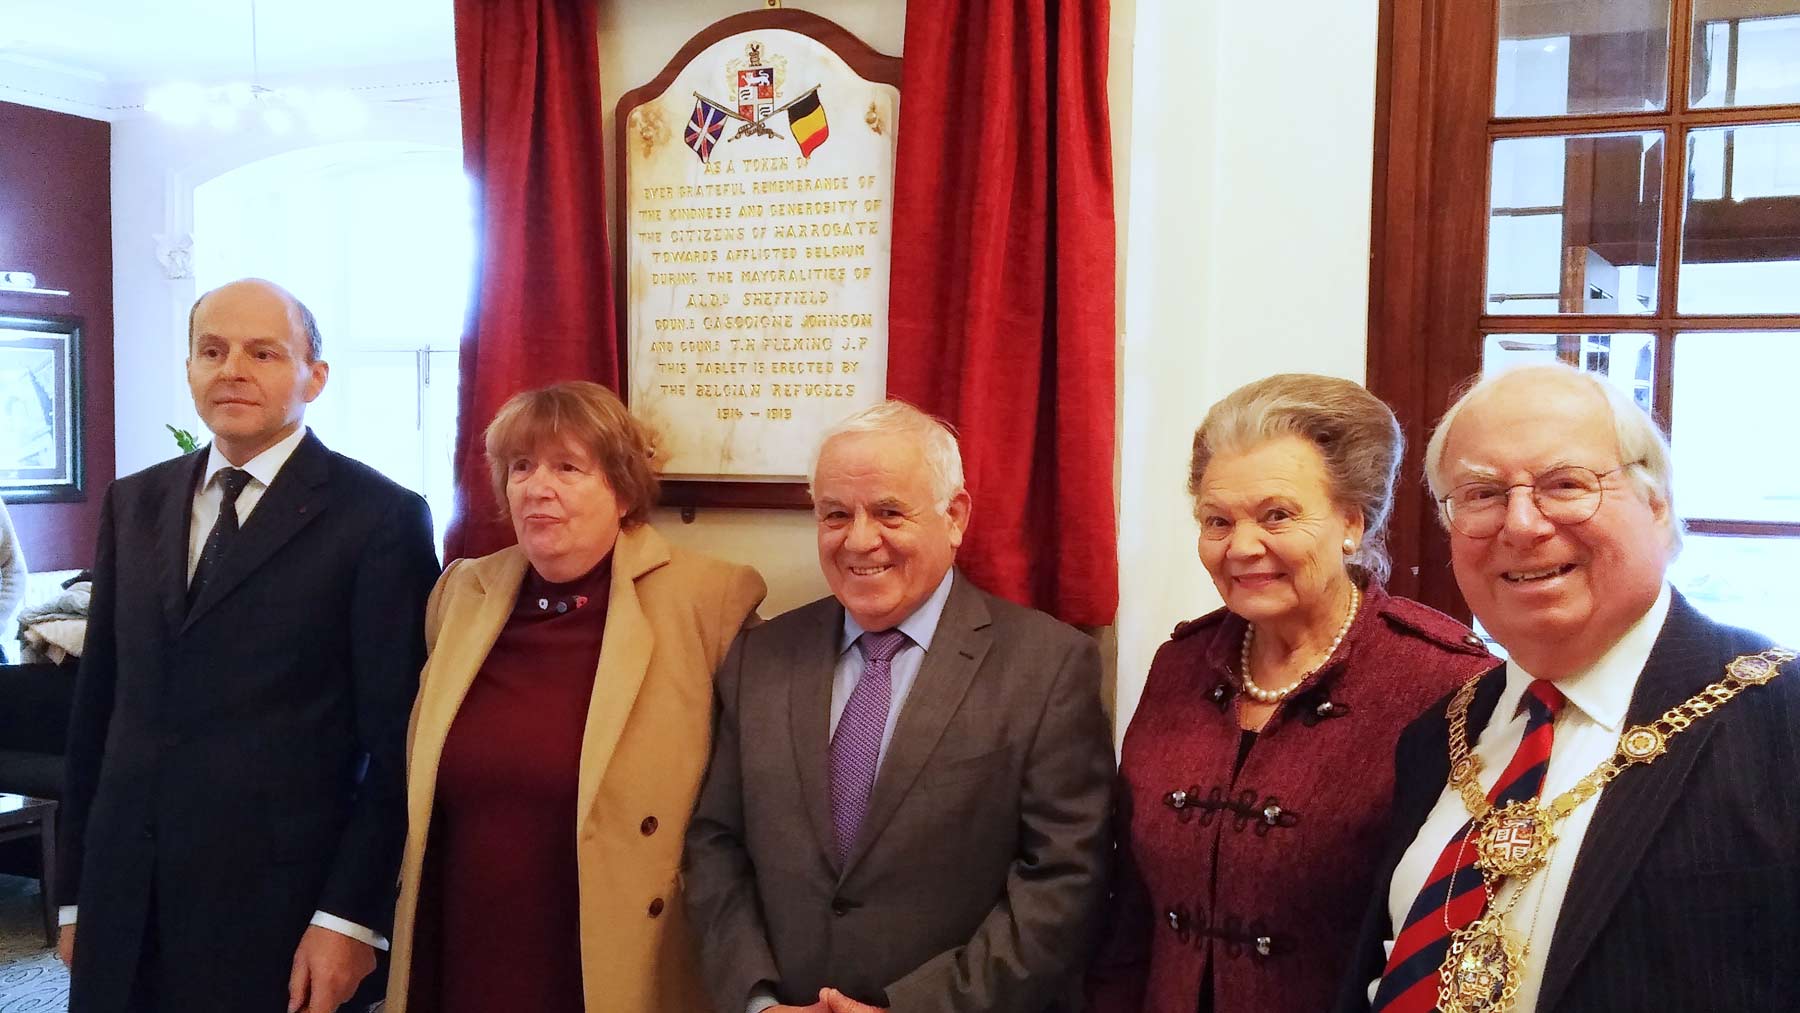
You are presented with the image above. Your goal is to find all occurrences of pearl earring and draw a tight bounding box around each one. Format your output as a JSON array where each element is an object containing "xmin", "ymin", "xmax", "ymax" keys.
[{"xmin": 1343, "ymin": 538, "xmax": 1357, "ymax": 555}]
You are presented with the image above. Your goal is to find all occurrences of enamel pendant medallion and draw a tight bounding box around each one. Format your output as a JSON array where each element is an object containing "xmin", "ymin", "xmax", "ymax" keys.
[
  {"xmin": 1473, "ymin": 800, "xmax": 1556, "ymax": 881},
  {"xmin": 1438, "ymin": 915, "xmax": 1526, "ymax": 1013}
]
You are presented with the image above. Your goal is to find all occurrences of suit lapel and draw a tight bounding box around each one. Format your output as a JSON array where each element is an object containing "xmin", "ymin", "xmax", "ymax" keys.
[
  {"xmin": 841, "ymin": 573, "xmax": 992, "ymax": 878},
  {"xmin": 574, "ymin": 525, "xmax": 669, "ymax": 832},
  {"xmin": 790, "ymin": 601, "xmax": 846, "ymax": 870},
  {"xmin": 1537, "ymin": 593, "xmax": 1725, "ymax": 1009},
  {"xmin": 182, "ymin": 433, "xmax": 331, "ymax": 631},
  {"xmin": 158, "ymin": 452, "xmax": 208, "ymax": 633},
  {"xmin": 407, "ymin": 549, "xmax": 526, "ymax": 829}
]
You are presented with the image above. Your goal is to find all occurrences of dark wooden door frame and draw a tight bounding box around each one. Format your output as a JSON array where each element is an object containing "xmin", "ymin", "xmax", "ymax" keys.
[{"xmin": 1366, "ymin": 0, "xmax": 1495, "ymax": 613}]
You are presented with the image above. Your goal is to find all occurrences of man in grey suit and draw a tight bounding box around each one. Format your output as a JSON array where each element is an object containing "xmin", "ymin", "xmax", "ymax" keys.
[{"xmin": 685, "ymin": 400, "xmax": 1114, "ymax": 1013}]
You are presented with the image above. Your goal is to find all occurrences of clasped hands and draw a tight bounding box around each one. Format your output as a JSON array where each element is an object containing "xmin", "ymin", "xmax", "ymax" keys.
[{"xmin": 773, "ymin": 987, "xmax": 886, "ymax": 1012}]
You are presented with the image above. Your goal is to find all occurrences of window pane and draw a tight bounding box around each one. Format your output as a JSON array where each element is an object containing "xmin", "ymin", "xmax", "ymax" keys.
[
  {"xmin": 1487, "ymin": 133, "xmax": 1664, "ymax": 314},
  {"xmin": 422, "ymin": 350, "xmax": 463, "ymax": 554},
  {"xmin": 1679, "ymin": 125, "xmax": 1800, "ymax": 314},
  {"xmin": 1669, "ymin": 534, "xmax": 1800, "ymax": 645},
  {"xmin": 306, "ymin": 351, "xmax": 426, "ymax": 491},
  {"xmin": 342, "ymin": 158, "xmax": 475, "ymax": 349},
  {"xmin": 1691, "ymin": 2, "xmax": 1800, "ymax": 109},
  {"xmin": 1483, "ymin": 333, "xmax": 1657, "ymax": 412},
  {"xmin": 1672, "ymin": 331, "xmax": 1800, "ymax": 522},
  {"xmin": 1496, "ymin": 0, "xmax": 1670, "ymax": 116}
]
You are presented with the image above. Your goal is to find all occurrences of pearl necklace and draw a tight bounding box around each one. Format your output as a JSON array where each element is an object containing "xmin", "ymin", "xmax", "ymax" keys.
[{"xmin": 1238, "ymin": 583, "xmax": 1361, "ymax": 704}]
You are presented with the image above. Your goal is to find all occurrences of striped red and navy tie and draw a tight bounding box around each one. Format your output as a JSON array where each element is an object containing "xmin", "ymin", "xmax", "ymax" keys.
[{"xmin": 1370, "ymin": 679, "xmax": 1565, "ymax": 1013}]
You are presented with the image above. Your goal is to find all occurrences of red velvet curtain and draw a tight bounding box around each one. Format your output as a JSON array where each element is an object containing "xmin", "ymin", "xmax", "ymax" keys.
[
  {"xmin": 444, "ymin": 0, "xmax": 618, "ymax": 562},
  {"xmin": 888, "ymin": 0, "xmax": 1119, "ymax": 627}
]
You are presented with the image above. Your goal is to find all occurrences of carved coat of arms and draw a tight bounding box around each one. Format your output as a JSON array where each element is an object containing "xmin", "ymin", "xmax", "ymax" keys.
[{"xmin": 684, "ymin": 41, "xmax": 829, "ymax": 161}]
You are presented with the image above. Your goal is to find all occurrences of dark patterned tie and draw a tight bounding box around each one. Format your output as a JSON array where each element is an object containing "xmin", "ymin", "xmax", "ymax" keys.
[
  {"xmin": 1371, "ymin": 679, "xmax": 1565, "ymax": 1012},
  {"xmin": 188, "ymin": 467, "xmax": 252, "ymax": 608},
  {"xmin": 828, "ymin": 628, "xmax": 910, "ymax": 865}
]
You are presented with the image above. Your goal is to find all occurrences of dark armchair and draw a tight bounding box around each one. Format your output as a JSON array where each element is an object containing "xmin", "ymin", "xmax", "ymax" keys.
[{"xmin": 0, "ymin": 659, "xmax": 75, "ymax": 878}]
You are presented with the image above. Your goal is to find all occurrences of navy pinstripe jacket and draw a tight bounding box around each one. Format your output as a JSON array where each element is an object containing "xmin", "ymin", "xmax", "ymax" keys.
[{"xmin": 1333, "ymin": 590, "xmax": 1800, "ymax": 1012}]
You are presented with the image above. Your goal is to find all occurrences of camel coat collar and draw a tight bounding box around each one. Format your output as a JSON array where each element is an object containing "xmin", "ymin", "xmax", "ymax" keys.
[{"xmin": 410, "ymin": 524, "xmax": 671, "ymax": 838}]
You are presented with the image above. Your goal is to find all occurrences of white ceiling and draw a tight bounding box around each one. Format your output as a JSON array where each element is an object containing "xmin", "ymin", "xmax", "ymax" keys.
[{"xmin": 0, "ymin": 0, "xmax": 456, "ymax": 119}]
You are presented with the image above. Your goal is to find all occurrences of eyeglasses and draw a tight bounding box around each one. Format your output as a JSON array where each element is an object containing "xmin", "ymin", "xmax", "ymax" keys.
[{"xmin": 1438, "ymin": 462, "xmax": 1643, "ymax": 539}]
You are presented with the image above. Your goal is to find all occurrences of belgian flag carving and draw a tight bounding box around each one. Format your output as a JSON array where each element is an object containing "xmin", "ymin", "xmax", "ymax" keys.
[{"xmin": 786, "ymin": 89, "xmax": 829, "ymax": 158}]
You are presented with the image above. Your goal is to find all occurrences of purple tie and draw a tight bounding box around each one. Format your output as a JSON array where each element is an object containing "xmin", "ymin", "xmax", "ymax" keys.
[{"xmin": 829, "ymin": 628, "xmax": 910, "ymax": 864}]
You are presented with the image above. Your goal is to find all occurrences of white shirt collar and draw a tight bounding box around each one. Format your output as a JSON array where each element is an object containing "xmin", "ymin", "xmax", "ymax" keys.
[
  {"xmin": 840, "ymin": 567, "xmax": 957, "ymax": 654},
  {"xmin": 1503, "ymin": 582, "xmax": 1673, "ymax": 733},
  {"xmin": 200, "ymin": 425, "xmax": 309, "ymax": 494}
]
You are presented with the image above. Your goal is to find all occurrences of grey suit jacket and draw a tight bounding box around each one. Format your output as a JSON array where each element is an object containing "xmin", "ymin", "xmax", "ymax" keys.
[{"xmin": 684, "ymin": 570, "xmax": 1115, "ymax": 1013}]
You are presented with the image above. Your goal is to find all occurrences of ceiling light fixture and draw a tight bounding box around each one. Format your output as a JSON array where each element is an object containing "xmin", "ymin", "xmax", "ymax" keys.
[{"xmin": 142, "ymin": 0, "xmax": 367, "ymax": 134}]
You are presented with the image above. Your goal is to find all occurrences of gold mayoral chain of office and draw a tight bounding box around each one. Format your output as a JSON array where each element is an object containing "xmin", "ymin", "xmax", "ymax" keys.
[{"xmin": 1433, "ymin": 645, "xmax": 1796, "ymax": 1013}]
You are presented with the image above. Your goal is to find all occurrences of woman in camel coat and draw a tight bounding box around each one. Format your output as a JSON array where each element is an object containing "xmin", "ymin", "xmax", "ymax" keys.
[{"xmin": 384, "ymin": 382, "xmax": 765, "ymax": 1013}]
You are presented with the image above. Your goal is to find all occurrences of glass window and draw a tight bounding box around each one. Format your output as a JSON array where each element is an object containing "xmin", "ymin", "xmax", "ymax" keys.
[
  {"xmin": 1496, "ymin": 0, "xmax": 1670, "ymax": 116},
  {"xmin": 1691, "ymin": 2, "xmax": 1800, "ymax": 108},
  {"xmin": 1668, "ymin": 534, "xmax": 1800, "ymax": 645},
  {"xmin": 1671, "ymin": 331, "xmax": 1800, "ymax": 523},
  {"xmin": 1483, "ymin": 332, "xmax": 1657, "ymax": 412},
  {"xmin": 1487, "ymin": 132, "xmax": 1664, "ymax": 314},
  {"xmin": 193, "ymin": 146, "xmax": 472, "ymax": 551},
  {"xmin": 1380, "ymin": 0, "xmax": 1800, "ymax": 643},
  {"xmin": 1679, "ymin": 125, "xmax": 1800, "ymax": 314}
]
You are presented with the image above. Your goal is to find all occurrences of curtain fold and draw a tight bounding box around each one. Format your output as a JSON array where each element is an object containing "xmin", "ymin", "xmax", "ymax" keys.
[
  {"xmin": 445, "ymin": 0, "xmax": 618, "ymax": 562},
  {"xmin": 888, "ymin": 0, "xmax": 1119, "ymax": 626}
]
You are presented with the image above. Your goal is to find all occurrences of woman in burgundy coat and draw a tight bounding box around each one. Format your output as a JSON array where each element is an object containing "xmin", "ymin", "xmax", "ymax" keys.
[{"xmin": 1088, "ymin": 375, "xmax": 1495, "ymax": 1013}]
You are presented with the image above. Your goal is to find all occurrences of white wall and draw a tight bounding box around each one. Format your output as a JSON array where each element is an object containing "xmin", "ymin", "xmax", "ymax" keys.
[
  {"xmin": 1112, "ymin": 1, "xmax": 1380, "ymax": 742},
  {"xmin": 110, "ymin": 94, "xmax": 461, "ymax": 476},
  {"xmin": 594, "ymin": 0, "xmax": 908, "ymax": 618}
]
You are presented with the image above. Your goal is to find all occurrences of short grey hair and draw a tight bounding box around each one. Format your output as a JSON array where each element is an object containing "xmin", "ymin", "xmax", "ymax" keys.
[
  {"xmin": 1423, "ymin": 363, "xmax": 1682, "ymax": 553},
  {"xmin": 188, "ymin": 278, "xmax": 323, "ymax": 362},
  {"xmin": 1188, "ymin": 374, "xmax": 1403, "ymax": 583},
  {"xmin": 808, "ymin": 399, "xmax": 966, "ymax": 512}
]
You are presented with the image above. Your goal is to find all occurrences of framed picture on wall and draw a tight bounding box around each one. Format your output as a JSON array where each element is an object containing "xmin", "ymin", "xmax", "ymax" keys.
[{"xmin": 0, "ymin": 313, "xmax": 84, "ymax": 503}]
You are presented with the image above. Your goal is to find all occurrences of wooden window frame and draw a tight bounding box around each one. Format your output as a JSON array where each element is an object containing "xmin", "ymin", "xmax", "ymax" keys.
[{"xmin": 1368, "ymin": 0, "xmax": 1800, "ymax": 616}]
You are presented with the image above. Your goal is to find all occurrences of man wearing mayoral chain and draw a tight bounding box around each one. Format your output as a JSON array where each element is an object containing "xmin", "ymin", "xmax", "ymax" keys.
[{"xmin": 1334, "ymin": 363, "xmax": 1798, "ymax": 1013}]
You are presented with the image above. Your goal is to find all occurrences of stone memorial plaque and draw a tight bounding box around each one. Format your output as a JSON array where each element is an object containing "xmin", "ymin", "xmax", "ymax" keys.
[{"xmin": 618, "ymin": 10, "xmax": 901, "ymax": 500}]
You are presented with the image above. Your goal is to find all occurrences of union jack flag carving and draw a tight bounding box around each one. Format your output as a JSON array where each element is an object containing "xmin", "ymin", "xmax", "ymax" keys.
[{"xmin": 686, "ymin": 98, "xmax": 730, "ymax": 162}]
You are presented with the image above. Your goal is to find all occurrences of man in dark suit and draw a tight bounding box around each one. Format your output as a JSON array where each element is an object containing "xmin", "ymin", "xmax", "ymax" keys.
[
  {"xmin": 58, "ymin": 278, "xmax": 440, "ymax": 1013},
  {"xmin": 1335, "ymin": 363, "xmax": 1799, "ymax": 1013},
  {"xmin": 685, "ymin": 400, "xmax": 1114, "ymax": 1013}
]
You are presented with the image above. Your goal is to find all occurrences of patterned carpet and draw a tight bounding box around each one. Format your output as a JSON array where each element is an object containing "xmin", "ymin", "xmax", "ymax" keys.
[{"xmin": 0, "ymin": 874, "xmax": 65, "ymax": 1011}]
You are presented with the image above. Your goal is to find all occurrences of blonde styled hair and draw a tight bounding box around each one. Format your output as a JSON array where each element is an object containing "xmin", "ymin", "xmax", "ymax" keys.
[
  {"xmin": 484, "ymin": 381, "xmax": 660, "ymax": 526},
  {"xmin": 1188, "ymin": 374, "xmax": 1404, "ymax": 582}
]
